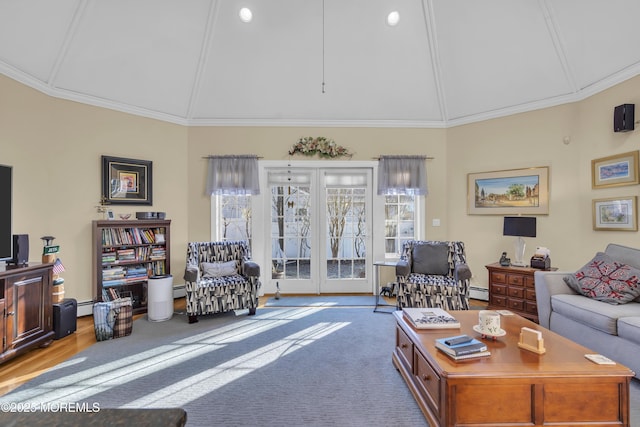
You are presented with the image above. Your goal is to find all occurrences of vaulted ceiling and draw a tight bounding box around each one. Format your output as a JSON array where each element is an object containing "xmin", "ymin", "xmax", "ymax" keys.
[{"xmin": 1, "ymin": 0, "xmax": 639, "ymax": 128}]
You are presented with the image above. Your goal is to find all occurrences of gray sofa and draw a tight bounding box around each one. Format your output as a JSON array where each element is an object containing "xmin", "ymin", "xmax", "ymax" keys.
[{"xmin": 535, "ymin": 243, "xmax": 640, "ymax": 378}]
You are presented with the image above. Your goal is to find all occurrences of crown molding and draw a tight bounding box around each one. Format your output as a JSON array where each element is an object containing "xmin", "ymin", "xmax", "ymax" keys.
[{"xmin": 2, "ymin": 62, "xmax": 640, "ymax": 129}]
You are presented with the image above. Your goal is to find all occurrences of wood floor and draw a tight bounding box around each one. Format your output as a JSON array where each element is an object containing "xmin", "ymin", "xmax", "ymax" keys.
[{"xmin": 0, "ymin": 296, "xmax": 487, "ymax": 397}]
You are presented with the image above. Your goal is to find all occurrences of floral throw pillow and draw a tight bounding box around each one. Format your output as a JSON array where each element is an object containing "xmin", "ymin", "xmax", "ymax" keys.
[{"xmin": 563, "ymin": 252, "xmax": 640, "ymax": 304}]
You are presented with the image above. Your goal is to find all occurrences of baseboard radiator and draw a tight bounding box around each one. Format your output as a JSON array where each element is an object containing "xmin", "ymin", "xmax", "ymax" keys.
[
  {"xmin": 469, "ymin": 286, "xmax": 489, "ymax": 301},
  {"xmin": 77, "ymin": 300, "xmax": 94, "ymax": 317},
  {"xmin": 75, "ymin": 284, "xmax": 187, "ymax": 317}
]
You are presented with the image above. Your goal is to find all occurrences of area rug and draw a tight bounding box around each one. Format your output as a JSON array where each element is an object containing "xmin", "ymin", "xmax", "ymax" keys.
[
  {"xmin": 0, "ymin": 308, "xmax": 428, "ymax": 427},
  {"xmin": 2, "ymin": 308, "xmax": 638, "ymax": 426},
  {"xmin": 264, "ymin": 295, "xmax": 379, "ymax": 307}
]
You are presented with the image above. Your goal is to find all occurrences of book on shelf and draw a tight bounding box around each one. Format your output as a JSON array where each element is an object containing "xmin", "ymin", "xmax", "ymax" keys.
[
  {"xmin": 102, "ymin": 267, "xmax": 125, "ymax": 280},
  {"xmin": 109, "ymin": 287, "xmax": 120, "ymax": 300},
  {"xmin": 117, "ymin": 248, "xmax": 136, "ymax": 261},
  {"xmin": 101, "ymin": 227, "xmax": 159, "ymax": 246},
  {"xmin": 435, "ymin": 335, "xmax": 488, "ymax": 357},
  {"xmin": 402, "ymin": 307, "xmax": 460, "ymax": 329}
]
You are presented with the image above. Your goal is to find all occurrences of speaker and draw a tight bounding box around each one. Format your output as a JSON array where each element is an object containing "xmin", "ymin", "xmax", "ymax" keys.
[
  {"xmin": 53, "ymin": 298, "xmax": 77, "ymax": 340},
  {"xmin": 10, "ymin": 234, "xmax": 28, "ymax": 266},
  {"xmin": 614, "ymin": 104, "xmax": 635, "ymax": 132}
]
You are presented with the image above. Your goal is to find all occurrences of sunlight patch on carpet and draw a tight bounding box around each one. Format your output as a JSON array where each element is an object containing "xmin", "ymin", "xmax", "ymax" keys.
[
  {"xmin": 0, "ymin": 307, "xmax": 328, "ymax": 405},
  {"xmin": 123, "ymin": 321, "xmax": 350, "ymax": 408}
]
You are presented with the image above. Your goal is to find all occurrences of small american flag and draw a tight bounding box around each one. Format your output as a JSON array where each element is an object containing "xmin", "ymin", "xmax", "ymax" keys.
[{"xmin": 53, "ymin": 258, "xmax": 65, "ymax": 275}]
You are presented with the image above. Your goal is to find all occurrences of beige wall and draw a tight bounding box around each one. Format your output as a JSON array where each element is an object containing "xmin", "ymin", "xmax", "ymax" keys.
[
  {"xmin": 2, "ymin": 71, "xmax": 640, "ymax": 303},
  {"xmin": 448, "ymin": 75, "xmax": 640, "ymax": 287},
  {"xmin": 0, "ymin": 75, "xmax": 189, "ymax": 304}
]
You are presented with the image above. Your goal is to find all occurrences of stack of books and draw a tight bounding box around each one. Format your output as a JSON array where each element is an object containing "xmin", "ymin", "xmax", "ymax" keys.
[
  {"xmin": 102, "ymin": 267, "xmax": 126, "ymax": 285},
  {"xmin": 116, "ymin": 248, "xmax": 136, "ymax": 261},
  {"xmin": 435, "ymin": 334, "xmax": 490, "ymax": 361},
  {"xmin": 402, "ymin": 307, "xmax": 460, "ymax": 329},
  {"xmin": 125, "ymin": 266, "xmax": 148, "ymax": 283}
]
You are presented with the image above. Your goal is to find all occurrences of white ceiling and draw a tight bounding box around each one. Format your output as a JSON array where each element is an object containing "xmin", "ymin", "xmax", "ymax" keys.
[{"xmin": 1, "ymin": 0, "xmax": 639, "ymax": 128}]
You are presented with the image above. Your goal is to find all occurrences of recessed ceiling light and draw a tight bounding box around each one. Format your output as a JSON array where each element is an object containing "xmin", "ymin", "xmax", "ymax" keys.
[
  {"xmin": 387, "ymin": 11, "xmax": 400, "ymax": 26},
  {"xmin": 239, "ymin": 8, "xmax": 253, "ymax": 23}
]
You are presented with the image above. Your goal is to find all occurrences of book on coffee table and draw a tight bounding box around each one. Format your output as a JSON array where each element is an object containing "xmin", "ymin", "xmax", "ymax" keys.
[
  {"xmin": 402, "ymin": 307, "xmax": 460, "ymax": 329},
  {"xmin": 435, "ymin": 335, "xmax": 488, "ymax": 357},
  {"xmin": 438, "ymin": 348, "xmax": 491, "ymax": 361}
]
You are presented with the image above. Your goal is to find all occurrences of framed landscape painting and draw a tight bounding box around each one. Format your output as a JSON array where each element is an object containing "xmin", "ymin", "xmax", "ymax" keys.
[
  {"xmin": 591, "ymin": 150, "xmax": 639, "ymax": 189},
  {"xmin": 592, "ymin": 196, "xmax": 637, "ymax": 231},
  {"xmin": 467, "ymin": 166, "xmax": 549, "ymax": 215}
]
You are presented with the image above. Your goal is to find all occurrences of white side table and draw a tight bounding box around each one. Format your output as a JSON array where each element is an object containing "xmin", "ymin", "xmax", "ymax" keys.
[{"xmin": 373, "ymin": 260, "xmax": 398, "ymax": 313}]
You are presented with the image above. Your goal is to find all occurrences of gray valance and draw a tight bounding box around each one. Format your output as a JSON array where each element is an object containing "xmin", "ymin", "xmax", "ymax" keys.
[
  {"xmin": 206, "ymin": 155, "xmax": 260, "ymax": 195},
  {"xmin": 377, "ymin": 155, "xmax": 428, "ymax": 196}
]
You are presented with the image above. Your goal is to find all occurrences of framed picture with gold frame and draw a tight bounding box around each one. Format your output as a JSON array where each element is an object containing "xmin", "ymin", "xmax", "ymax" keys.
[
  {"xmin": 591, "ymin": 150, "xmax": 639, "ymax": 189},
  {"xmin": 592, "ymin": 196, "xmax": 637, "ymax": 231}
]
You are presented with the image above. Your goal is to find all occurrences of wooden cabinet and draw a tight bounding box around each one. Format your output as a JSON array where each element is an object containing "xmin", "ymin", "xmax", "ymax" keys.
[
  {"xmin": 92, "ymin": 219, "xmax": 171, "ymax": 314},
  {"xmin": 486, "ymin": 263, "xmax": 556, "ymax": 323},
  {"xmin": 1, "ymin": 263, "xmax": 54, "ymax": 364}
]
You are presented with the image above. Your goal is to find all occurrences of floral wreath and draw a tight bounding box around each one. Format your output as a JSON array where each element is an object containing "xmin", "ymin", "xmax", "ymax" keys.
[{"xmin": 288, "ymin": 137, "xmax": 352, "ymax": 159}]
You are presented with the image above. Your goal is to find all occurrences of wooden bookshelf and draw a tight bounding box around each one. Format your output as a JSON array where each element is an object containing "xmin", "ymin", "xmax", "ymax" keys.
[{"xmin": 92, "ymin": 219, "xmax": 170, "ymax": 314}]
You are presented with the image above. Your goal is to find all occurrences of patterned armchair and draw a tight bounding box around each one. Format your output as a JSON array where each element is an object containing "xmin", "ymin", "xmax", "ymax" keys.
[
  {"xmin": 396, "ymin": 240, "xmax": 472, "ymax": 310},
  {"xmin": 183, "ymin": 241, "xmax": 261, "ymax": 323}
]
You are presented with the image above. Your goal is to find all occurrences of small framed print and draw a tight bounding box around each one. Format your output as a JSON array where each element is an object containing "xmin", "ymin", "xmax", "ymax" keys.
[
  {"xmin": 591, "ymin": 151, "xmax": 639, "ymax": 189},
  {"xmin": 106, "ymin": 210, "xmax": 115, "ymax": 220},
  {"xmin": 101, "ymin": 156, "xmax": 152, "ymax": 205},
  {"xmin": 592, "ymin": 196, "xmax": 637, "ymax": 231}
]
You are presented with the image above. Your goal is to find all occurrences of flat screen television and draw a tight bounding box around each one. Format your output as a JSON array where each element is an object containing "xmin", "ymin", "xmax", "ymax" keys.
[{"xmin": 0, "ymin": 164, "xmax": 12, "ymax": 261}]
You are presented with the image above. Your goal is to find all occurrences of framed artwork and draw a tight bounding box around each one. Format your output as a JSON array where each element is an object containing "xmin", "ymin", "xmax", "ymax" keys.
[
  {"xmin": 591, "ymin": 150, "xmax": 639, "ymax": 189},
  {"xmin": 101, "ymin": 156, "xmax": 152, "ymax": 205},
  {"xmin": 467, "ymin": 166, "xmax": 549, "ymax": 215},
  {"xmin": 592, "ymin": 196, "xmax": 637, "ymax": 231}
]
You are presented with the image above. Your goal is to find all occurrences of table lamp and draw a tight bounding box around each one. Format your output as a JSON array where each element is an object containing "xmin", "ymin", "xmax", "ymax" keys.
[{"xmin": 503, "ymin": 216, "xmax": 536, "ymax": 267}]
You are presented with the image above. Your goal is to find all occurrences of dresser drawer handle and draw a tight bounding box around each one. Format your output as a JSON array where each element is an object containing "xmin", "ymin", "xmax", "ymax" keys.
[
  {"xmin": 401, "ymin": 343, "xmax": 408, "ymax": 349},
  {"xmin": 422, "ymin": 374, "xmax": 431, "ymax": 382}
]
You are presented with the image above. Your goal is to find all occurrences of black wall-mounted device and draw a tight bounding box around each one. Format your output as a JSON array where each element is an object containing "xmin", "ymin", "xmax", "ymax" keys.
[{"xmin": 614, "ymin": 103, "xmax": 635, "ymax": 132}]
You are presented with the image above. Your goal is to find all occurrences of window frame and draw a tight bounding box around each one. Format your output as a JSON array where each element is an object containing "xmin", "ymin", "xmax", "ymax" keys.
[
  {"xmin": 211, "ymin": 194, "xmax": 253, "ymax": 248},
  {"xmin": 383, "ymin": 193, "xmax": 423, "ymax": 258}
]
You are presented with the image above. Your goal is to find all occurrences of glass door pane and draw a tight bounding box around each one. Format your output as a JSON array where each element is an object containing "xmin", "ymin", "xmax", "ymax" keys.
[
  {"xmin": 321, "ymin": 169, "xmax": 372, "ymax": 293},
  {"xmin": 269, "ymin": 170, "xmax": 316, "ymax": 294}
]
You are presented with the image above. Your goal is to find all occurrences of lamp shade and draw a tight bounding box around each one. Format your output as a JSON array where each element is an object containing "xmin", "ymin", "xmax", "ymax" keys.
[{"xmin": 503, "ymin": 216, "xmax": 536, "ymax": 237}]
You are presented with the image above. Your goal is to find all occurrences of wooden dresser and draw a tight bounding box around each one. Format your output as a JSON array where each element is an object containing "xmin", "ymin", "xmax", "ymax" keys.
[{"xmin": 485, "ymin": 262, "xmax": 556, "ymax": 323}]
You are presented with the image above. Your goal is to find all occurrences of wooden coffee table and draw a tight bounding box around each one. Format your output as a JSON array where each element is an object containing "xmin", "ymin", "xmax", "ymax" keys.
[{"xmin": 392, "ymin": 310, "xmax": 633, "ymax": 427}]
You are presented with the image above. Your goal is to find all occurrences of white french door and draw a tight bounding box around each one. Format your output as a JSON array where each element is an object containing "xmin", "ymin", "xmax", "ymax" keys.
[
  {"xmin": 266, "ymin": 166, "xmax": 373, "ymax": 294},
  {"xmin": 319, "ymin": 169, "xmax": 372, "ymax": 293}
]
